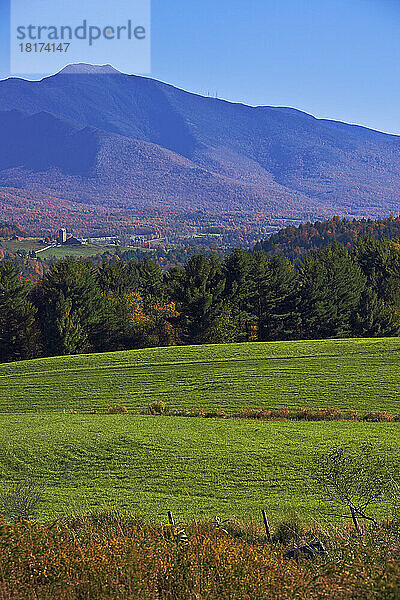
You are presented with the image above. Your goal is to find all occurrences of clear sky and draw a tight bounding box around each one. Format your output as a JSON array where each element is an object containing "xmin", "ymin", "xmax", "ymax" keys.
[{"xmin": 0, "ymin": 0, "xmax": 399, "ymax": 134}]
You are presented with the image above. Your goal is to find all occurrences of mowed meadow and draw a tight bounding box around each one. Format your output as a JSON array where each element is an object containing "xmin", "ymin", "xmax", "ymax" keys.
[
  {"xmin": 1, "ymin": 337, "xmax": 400, "ymax": 413},
  {"xmin": 0, "ymin": 414, "xmax": 398, "ymax": 521},
  {"xmin": 0, "ymin": 338, "xmax": 399, "ymax": 521}
]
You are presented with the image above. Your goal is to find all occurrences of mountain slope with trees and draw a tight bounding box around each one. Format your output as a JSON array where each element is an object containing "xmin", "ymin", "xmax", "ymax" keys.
[
  {"xmin": 0, "ymin": 65, "xmax": 399, "ymax": 226},
  {"xmin": 257, "ymin": 216, "xmax": 400, "ymax": 258}
]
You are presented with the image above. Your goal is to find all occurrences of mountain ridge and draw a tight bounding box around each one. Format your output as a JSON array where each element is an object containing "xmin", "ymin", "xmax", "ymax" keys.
[{"xmin": 0, "ymin": 63, "xmax": 399, "ymax": 230}]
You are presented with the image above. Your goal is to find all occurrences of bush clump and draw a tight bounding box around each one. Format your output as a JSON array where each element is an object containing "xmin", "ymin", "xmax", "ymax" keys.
[
  {"xmin": 0, "ymin": 477, "xmax": 43, "ymax": 520},
  {"xmin": 272, "ymin": 512, "xmax": 309, "ymax": 544},
  {"xmin": 107, "ymin": 405, "xmax": 129, "ymax": 414},
  {"xmin": 139, "ymin": 406, "xmax": 397, "ymax": 422},
  {"xmin": 147, "ymin": 401, "xmax": 168, "ymax": 415},
  {"xmin": 362, "ymin": 412, "xmax": 393, "ymax": 422}
]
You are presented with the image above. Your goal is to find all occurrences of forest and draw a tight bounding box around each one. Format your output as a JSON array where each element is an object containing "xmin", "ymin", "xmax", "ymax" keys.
[
  {"xmin": 1, "ymin": 235, "xmax": 400, "ymax": 362},
  {"xmin": 257, "ymin": 215, "xmax": 400, "ymax": 257}
]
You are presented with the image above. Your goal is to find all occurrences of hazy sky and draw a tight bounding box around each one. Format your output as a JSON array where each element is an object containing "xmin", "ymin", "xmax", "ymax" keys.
[{"xmin": 0, "ymin": 0, "xmax": 399, "ymax": 134}]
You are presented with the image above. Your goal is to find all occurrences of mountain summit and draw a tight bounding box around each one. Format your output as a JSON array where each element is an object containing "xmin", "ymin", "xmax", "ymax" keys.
[
  {"xmin": 0, "ymin": 64, "xmax": 399, "ymax": 222},
  {"xmin": 57, "ymin": 63, "xmax": 123, "ymax": 75}
]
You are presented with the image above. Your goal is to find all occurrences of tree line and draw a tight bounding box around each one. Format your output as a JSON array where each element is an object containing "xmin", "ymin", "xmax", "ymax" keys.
[
  {"xmin": 1, "ymin": 237, "xmax": 400, "ymax": 362},
  {"xmin": 256, "ymin": 215, "xmax": 400, "ymax": 258}
]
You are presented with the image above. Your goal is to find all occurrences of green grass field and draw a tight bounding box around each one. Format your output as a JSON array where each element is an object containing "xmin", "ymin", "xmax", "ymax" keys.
[
  {"xmin": 0, "ymin": 238, "xmax": 120, "ymax": 258},
  {"xmin": 38, "ymin": 244, "xmax": 118, "ymax": 259},
  {"xmin": 0, "ymin": 414, "xmax": 397, "ymax": 520},
  {"xmin": 36, "ymin": 244, "xmax": 151, "ymax": 258},
  {"xmin": 1, "ymin": 338, "xmax": 399, "ymax": 413},
  {"xmin": 0, "ymin": 238, "xmax": 44, "ymax": 253},
  {"xmin": 1, "ymin": 338, "xmax": 399, "ymax": 521}
]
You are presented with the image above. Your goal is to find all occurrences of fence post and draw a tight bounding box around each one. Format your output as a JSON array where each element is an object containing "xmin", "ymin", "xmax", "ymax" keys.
[
  {"xmin": 168, "ymin": 511, "xmax": 175, "ymax": 526},
  {"xmin": 261, "ymin": 509, "xmax": 272, "ymax": 543}
]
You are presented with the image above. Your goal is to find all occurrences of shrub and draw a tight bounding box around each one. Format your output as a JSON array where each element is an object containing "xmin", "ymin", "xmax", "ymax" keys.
[
  {"xmin": 204, "ymin": 409, "xmax": 229, "ymax": 418},
  {"xmin": 216, "ymin": 518, "xmax": 267, "ymax": 545},
  {"xmin": 147, "ymin": 401, "xmax": 168, "ymax": 415},
  {"xmin": 346, "ymin": 410, "xmax": 359, "ymax": 421},
  {"xmin": 215, "ymin": 409, "xmax": 228, "ymax": 418},
  {"xmin": 272, "ymin": 512, "xmax": 308, "ymax": 544},
  {"xmin": 107, "ymin": 405, "xmax": 128, "ymax": 414},
  {"xmin": 0, "ymin": 477, "xmax": 43, "ymax": 520},
  {"xmin": 312, "ymin": 443, "xmax": 399, "ymax": 531},
  {"xmin": 362, "ymin": 412, "xmax": 393, "ymax": 422},
  {"xmin": 294, "ymin": 408, "xmax": 345, "ymax": 421},
  {"xmin": 239, "ymin": 408, "xmax": 288, "ymax": 420}
]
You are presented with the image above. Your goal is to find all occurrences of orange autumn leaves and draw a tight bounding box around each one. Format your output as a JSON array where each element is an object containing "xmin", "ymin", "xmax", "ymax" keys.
[{"xmin": 104, "ymin": 290, "xmax": 179, "ymax": 344}]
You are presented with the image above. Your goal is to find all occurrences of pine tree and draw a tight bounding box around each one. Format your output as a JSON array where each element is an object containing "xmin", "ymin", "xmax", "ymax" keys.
[
  {"xmin": 0, "ymin": 261, "xmax": 39, "ymax": 361},
  {"xmin": 171, "ymin": 254, "xmax": 226, "ymax": 343},
  {"xmin": 137, "ymin": 258, "xmax": 164, "ymax": 307},
  {"xmin": 223, "ymin": 249, "xmax": 255, "ymax": 341},
  {"xmin": 97, "ymin": 259, "xmax": 140, "ymax": 295},
  {"xmin": 299, "ymin": 242, "xmax": 366, "ymax": 338},
  {"xmin": 54, "ymin": 296, "xmax": 88, "ymax": 355},
  {"xmin": 351, "ymin": 287, "xmax": 400, "ymax": 337},
  {"xmin": 250, "ymin": 252, "xmax": 298, "ymax": 341},
  {"xmin": 32, "ymin": 258, "xmax": 103, "ymax": 355},
  {"xmin": 353, "ymin": 237, "xmax": 400, "ymax": 306}
]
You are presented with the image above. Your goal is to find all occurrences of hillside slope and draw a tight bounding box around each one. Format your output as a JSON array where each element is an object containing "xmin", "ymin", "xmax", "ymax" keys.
[
  {"xmin": 0, "ymin": 64, "xmax": 399, "ymax": 222},
  {"xmin": 1, "ymin": 336, "xmax": 399, "ymax": 520},
  {"xmin": 1, "ymin": 338, "xmax": 399, "ymax": 414},
  {"xmin": 256, "ymin": 215, "xmax": 400, "ymax": 257}
]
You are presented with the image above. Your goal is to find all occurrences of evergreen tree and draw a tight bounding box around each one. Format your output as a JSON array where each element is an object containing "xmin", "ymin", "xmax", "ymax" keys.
[
  {"xmin": 97, "ymin": 259, "xmax": 140, "ymax": 295},
  {"xmin": 353, "ymin": 237, "xmax": 400, "ymax": 306},
  {"xmin": 54, "ymin": 296, "xmax": 88, "ymax": 355},
  {"xmin": 251, "ymin": 253, "xmax": 298, "ymax": 341},
  {"xmin": 137, "ymin": 258, "xmax": 164, "ymax": 307},
  {"xmin": 32, "ymin": 258, "xmax": 103, "ymax": 355},
  {"xmin": 351, "ymin": 287, "xmax": 400, "ymax": 337},
  {"xmin": 223, "ymin": 249, "xmax": 255, "ymax": 341},
  {"xmin": 0, "ymin": 262, "xmax": 39, "ymax": 362},
  {"xmin": 299, "ymin": 242, "xmax": 366, "ymax": 338},
  {"xmin": 171, "ymin": 254, "xmax": 226, "ymax": 343}
]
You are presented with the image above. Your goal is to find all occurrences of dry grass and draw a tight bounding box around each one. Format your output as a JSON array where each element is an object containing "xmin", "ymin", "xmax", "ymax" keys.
[
  {"xmin": 107, "ymin": 405, "xmax": 128, "ymax": 414},
  {"xmin": 0, "ymin": 511, "xmax": 399, "ymax": 599},
  {"xmin": 140, "ymin": 406, "xmax": 398, "ymax": 422}
]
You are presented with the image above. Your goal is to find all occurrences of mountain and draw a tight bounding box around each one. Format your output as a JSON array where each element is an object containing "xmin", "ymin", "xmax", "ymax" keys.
[{"xmin": 0, "ymin": 63, "xmax": 399, "ymax": 231}]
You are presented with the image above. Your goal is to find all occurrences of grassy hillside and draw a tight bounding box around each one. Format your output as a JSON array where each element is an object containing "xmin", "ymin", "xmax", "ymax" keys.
[
  {"xmin": 0, "ymin": 338, "xmax": 399, "ymax": 414},
  {"xmin": 1, "ymin": 338, "xmax": 399, "ymax": 521},
  {"xmin": 0, "ymin": 413, "xmax": 398, "ymax": 520}
]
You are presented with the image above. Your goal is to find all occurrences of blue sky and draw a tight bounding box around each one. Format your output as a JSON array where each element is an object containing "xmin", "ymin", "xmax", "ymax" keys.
[{"xmin": 0, "ymin": 0, "xmax": 399, "ymax": 134}]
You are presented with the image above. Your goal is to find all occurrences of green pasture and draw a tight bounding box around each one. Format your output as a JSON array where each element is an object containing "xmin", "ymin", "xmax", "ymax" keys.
[
  {"xmin": 0, "ymin": 338, "xmax": 399, "ymax": 414},
  {"xmin": 38, "ymin": 244, "xmax": 117, "ymax": 259},
  {"xmin": 1, "ymin": 338, "xmax": 399, "ymax": 521},
  {"xmin": 0, "ymin": 238, "xmax": 44, "ymax": 253},
  {"xmin": 0, "ymin": 414, "xmax": 397, "ymax": 521}
]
